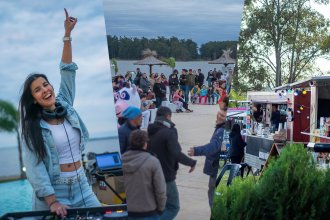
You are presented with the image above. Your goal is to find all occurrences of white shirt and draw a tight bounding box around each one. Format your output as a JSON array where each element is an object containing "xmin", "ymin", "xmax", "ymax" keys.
[{"xmin": 46, "ymin": 119, "xmax": 81, "ymax": 164}]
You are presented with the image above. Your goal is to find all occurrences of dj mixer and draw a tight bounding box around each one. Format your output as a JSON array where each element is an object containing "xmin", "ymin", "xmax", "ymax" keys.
[{"xmin": 0, "ymin": 205, "xmax": 127, "ymax": 220}]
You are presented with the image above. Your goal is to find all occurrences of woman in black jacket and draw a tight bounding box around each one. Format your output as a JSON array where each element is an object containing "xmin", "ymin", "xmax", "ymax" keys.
[
  {"xmin": 229, "ymin": 124, "xmax": 247, "ymax": 163},
  {"xmin": 153, "ymin": 77, "xmax": 167, "ymax": 108}
]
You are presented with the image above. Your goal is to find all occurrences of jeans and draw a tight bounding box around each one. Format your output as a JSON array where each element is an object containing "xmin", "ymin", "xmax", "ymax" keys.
[
  {"xmin": 155, "ymin": 97, "xmax": 163, "ymax": 108},
  {"xmin": 128, "ymin": 214, "xmax": 160, "ymax": 220},
  {"xmin": 208, "ymin": 176, "xmax": 217, "ymax": 208},
  {"xmin": 180, "ymin": 85, "xmax": 189, "ymax": 103},
  {"xmin": 32, "ymin": 172, "xmax": 100, "ymax": 210},
  {"xmin": 160, "ymin": 181, "xmax": 180, "ymax": 220},
  {"xmin": 188, "ymin": 85, "xmax": 194, "ymax": 102},
  {"xmin": 207, "ymin": 95, "xmax": 215, "ymax": 104}
]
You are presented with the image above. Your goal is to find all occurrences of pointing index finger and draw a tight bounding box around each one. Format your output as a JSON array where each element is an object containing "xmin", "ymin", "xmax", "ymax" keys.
[{"xmin": 64, "ymin": 8, "xmax": 68, "ymax": 19}]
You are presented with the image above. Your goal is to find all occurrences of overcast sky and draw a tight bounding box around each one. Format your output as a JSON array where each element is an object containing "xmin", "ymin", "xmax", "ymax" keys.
[
  {"xmin": 103, "ymin": 0, "xmax": 245, "ymax": 46},
  {"xmin": 0, "ymin": 0, "xmax": 118, "ymax": 148}
]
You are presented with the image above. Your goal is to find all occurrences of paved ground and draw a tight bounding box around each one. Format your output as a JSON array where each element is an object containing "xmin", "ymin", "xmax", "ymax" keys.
[{"xmin": 171, "ymin": 104, "xmax": 219, "ymax": 220}]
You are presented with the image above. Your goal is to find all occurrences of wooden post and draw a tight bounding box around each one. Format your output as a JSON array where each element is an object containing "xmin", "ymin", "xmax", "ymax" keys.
[{"xmin": 149, "ymin": 65, "xmax": 152, "ymax": 76}]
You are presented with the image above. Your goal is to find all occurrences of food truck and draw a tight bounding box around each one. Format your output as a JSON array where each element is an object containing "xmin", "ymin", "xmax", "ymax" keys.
[{"xmin": 244, "ymin": 76, "xmax": 330, "ymax": 171}]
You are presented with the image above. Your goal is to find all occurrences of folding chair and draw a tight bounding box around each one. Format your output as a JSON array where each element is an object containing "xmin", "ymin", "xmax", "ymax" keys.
[{"xmin": 215, "ymin": 164, "xmax": 241, "ymax": 187}]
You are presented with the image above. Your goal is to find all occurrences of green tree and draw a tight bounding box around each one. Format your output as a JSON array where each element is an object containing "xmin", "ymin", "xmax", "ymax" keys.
[
  {"xmin": 200, "ymin": 41, "xmax": 238, "ymax": 60},
  {"xmin": 238, "ymin": 0, "xmax": 330, "ymax": 89},
  {"xmin": 107, "ymin": 35, "xmax": 200, "ymax": 61},
  {"xmin": 228, "ymin": 89, "xmax": 246, "ymax": 108},
  {"xmin": 162, "ymin": 57, "xmax": 176, "ymax": 70},
  {"xmin": 0, "ymin": 100, "xmax": 25, "ymax": 179}
]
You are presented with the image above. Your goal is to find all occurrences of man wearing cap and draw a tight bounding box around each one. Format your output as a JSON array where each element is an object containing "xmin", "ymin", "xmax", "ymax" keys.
[
  {"xmin": 118, "ymin": 106, "xmax": 142, "ymax": 154},
  {"xmin": 187, "ymin": 97, "xmax": 229, "ymax": 208},
  {"xmin": 148, "ymin": 106, "xmax": 197, "ymax": 220}
]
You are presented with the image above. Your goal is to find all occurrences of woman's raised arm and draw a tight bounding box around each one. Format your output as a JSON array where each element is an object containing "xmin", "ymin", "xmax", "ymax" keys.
[{"xmin": 61, "ymin": 8, "xmax": 77, "ymax": 64}]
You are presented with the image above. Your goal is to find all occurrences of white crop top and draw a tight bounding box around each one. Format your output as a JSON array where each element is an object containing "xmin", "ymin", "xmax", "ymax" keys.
[{"xmin": 46, "ymin": 119, "xmax": 81, "ymax": 164}]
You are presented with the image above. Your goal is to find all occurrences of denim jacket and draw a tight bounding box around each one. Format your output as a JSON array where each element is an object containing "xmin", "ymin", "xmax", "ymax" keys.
[{"xmin": 22, "ymin": 62, "xmax": 89, "ymax": 199}]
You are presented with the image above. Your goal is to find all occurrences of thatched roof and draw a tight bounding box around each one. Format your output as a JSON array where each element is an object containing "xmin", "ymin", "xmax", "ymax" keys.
[
  {"xmin": 209, "ymin": 49, "xmax": 236, "ymax": 64},
  {"xmin": 134, "ymin": 55, "xmax": 167, "ymax": 66}
]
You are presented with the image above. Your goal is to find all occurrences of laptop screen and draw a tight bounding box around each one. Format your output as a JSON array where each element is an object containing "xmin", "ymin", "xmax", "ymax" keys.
[{"xmin": 95, "ymin": 152, "xmax": 122, "ymax": 171}]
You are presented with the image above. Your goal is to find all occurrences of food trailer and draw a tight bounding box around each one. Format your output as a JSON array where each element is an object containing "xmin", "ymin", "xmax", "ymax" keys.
[
  {"xmin": 245, "ymin": 76, "xmax": 330, "ymax": 171},
  {"xmin": 275, "ymin": 76, "xmax": 330, "ymax": 144}
]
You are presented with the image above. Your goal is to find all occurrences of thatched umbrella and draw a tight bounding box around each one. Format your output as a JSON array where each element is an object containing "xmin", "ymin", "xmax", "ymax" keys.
[
  {"xmin": 209, "ymin": 49, "xmax": 236, "ymax": 95},
  {"xmin": 208, "ymin": 49, "xmax": 236, "ymax": 66},
  {"xmin": 134, "ymin": 49, "xmax": 168, "ymax": 75}
]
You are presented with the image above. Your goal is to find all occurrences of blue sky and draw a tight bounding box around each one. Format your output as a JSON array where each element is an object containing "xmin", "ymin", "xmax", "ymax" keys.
[
  {"xmin": 0, "ymin": 0, "xmax": 118, "ymax": 148},
  {"xmin": 103, "ymin": 0, "xmax": 245, "ymax": 46}
]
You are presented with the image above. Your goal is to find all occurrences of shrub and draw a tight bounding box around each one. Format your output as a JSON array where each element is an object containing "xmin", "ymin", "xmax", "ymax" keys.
[
  {"xmin": 211, "ymin": 177, "xmax": 257, "ymax": 220},
  {"xmin": 211, "ymin": 144, "xmax": 330, "ymax": 220}
]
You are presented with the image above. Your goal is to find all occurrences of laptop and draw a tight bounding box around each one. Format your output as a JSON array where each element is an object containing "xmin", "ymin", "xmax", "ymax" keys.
[{"xmin": 95, "ymin": 152, "xmax": 122, "ymax": 171}]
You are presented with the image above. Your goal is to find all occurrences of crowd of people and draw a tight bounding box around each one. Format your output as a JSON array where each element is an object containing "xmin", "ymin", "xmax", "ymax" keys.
[
  {"xmin": 113, "ymin": 67, "xmax": 228, "ymax": 105},
  {"xmin": 112, "ymin": 67, "xmax": 229, "ymax": 130}
]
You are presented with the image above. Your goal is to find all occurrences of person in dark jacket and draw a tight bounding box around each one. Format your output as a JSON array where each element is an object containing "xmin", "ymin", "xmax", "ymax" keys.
[
  {"xmin": 133, "ymin": 68, "xmax": 142, "ymax": 86},
  {"xmin": 139, "ymin": 73, "xmax": 151, "ymax": 94},
  {"xmin": 153, "ymin": 77, "xmax": 167, "ymax": 108},
  {"xmin": 122, "ymin": 130, "xmax": 166, "ymax": 219},
  {"xmin": 206, "ymin": 70, "xmax": 214, "ymax": 87},
  {"xmin": 253, "ymin": 104, "xmax": 263, "ymax": 123},
  {"xmin": 179, "ymin": 69, "xmax": 189, "ymax": 102},
  {"xmin": 186, "ymin": 69, "xmax": 196, "ymax": 102},
  {"xmin": 148, "ymin": 106, "xmax": 197, "ymax": 220},
  {"xmin": 229, "ymin": 124, "xmax": 246, "ymax": 163},
  {"xmin": 197, "ymin": 69, "xmax": 205, "ymax": 88},
  {"xmin": 188, "ymin": 97, "xmax": 229, "ymax": 208},
  {"xmin": 271, "ymin": 105, "xmax": 281, "ymax": 132},
  {"xmin": 118, "ymin": 106, "xmax": 142, "ymax": 154},
  {"xmin": 168, "ymin": 69, "xmax": 179, "ymax": 102}
]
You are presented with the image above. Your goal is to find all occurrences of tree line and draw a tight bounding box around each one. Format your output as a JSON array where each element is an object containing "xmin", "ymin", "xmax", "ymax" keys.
[{"xmin": 107, "ymin": 35, "xmax": 237, "ymax": 61}]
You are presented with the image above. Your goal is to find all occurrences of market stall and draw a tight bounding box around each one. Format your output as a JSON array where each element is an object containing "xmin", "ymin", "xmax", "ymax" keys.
[{"xmin": 244, "ymin": 91, "xmax": 291, "ymax": 171}]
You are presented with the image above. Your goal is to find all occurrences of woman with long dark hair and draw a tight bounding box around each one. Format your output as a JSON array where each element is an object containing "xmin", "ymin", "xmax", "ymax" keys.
[
  {"xmin": 229, "ymin": 124, "xmax": 247, "ymax": 164},
  {"xmin": 20, "ymin": 9, "xmax": 99, "ymax": 217}
]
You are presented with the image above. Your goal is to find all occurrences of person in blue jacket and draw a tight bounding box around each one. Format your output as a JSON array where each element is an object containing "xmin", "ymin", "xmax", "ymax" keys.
[
  {"xmin": 118, "ymin": 106, "xmax": 142, "ymax": 154},
  {"xmin": 188, "ymin": 97, "xmax": 229, "ymax": 208}
]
